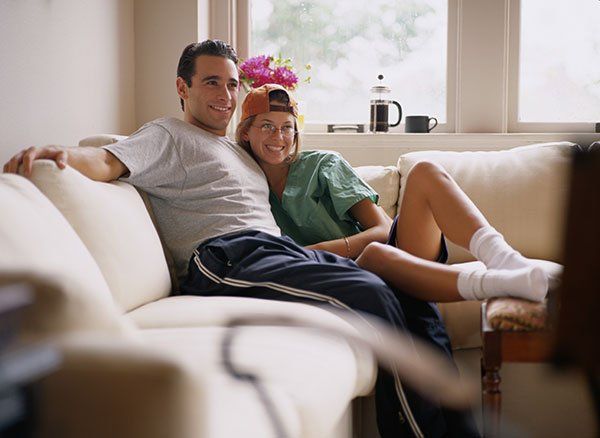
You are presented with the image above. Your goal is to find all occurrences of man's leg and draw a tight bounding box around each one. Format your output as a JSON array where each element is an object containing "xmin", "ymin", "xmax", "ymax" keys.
[
  {"xmin": 385, "ymin": 216, "xmax": 480, "ymax": 436},
  {"xmin": 181, "ymin": 230, "xmax": 468, "ymax": 437}
]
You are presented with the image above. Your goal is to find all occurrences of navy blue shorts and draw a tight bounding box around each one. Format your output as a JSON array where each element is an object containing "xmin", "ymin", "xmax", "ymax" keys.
[{"xmin": 387, "ymin": 215, "xmax": 448, "ymax": 264}]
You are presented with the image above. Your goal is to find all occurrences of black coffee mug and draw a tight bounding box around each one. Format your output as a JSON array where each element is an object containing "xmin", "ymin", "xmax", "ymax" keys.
[{"xmin": 405, "ymin": 115, "xmax": 438, "ymax": 133}]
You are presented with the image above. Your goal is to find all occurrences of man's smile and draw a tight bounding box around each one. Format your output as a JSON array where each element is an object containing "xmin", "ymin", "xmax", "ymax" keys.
[{"xmin": 209, "ymin": 104, "xmax": 231, "ymax": 112}]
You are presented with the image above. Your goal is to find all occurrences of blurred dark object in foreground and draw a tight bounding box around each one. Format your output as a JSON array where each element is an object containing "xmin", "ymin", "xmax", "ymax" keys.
[
  {"xmin": 0, "ymin": 284, "xmax": 60, "ymax": 437},
  {"xmin": 553, "ymin": 145, "xmax": 600, "ymax": 425}
]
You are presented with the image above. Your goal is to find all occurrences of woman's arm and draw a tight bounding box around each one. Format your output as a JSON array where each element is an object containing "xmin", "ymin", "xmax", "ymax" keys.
[{"xmin": 306, "ymin": 198, "xmax": 393, "ymax": 258}]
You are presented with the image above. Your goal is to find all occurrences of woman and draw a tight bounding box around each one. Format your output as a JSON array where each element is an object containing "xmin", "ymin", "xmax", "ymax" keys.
[{"xmin": 236, "ymin": 84, "xmax": 552, "ymax": 303}]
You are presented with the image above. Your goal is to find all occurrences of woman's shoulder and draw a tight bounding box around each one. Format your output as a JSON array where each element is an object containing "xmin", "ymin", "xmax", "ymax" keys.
[{"xmin": 296, "ymin": 150, "xmax": 343, "ymax": 166}]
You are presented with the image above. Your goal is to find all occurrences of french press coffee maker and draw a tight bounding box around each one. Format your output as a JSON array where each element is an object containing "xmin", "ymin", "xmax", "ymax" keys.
[{"xmin": 369, "ymin": 75, "xmax": 402, "ymax": 133}]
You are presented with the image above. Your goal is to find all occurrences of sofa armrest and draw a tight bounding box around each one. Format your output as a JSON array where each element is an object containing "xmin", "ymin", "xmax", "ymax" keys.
[{"xmin": 36, "ymin": 335, "xmax": 204, "ymax": 438}]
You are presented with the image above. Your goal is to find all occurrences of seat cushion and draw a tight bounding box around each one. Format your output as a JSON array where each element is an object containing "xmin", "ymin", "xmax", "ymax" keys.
[
  {"xmin": 0, "ymin": 174, "xmax": 130, "ymax": 337},
  {"xmin": 486, "ymin": 297, "xmax": 548, "ymax": 331},
  {"xmin": 127, "ymin": 295, "xmax": 377, "ymax": 396},
  {"xmin": 397, "ymin": 142, "xmax": 576, "ymax": 263},
  {"xmin": 26, "ymin": 160, "xmax": 171, "ymax": 312},
  {"xmin": 141, "ymin": 325, "xmax": 367, "ymax": 438}
]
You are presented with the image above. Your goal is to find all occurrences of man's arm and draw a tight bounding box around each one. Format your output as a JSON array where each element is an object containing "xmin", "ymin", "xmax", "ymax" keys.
[{"xmin": 3, "ymin": 145, "xmax": 127, "ymax": 182}]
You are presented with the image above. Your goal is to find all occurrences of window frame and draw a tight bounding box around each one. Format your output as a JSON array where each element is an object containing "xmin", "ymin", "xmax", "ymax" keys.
[
  {"xmin": 506, "ymin": 0, "xmax": 597, "ymax": 133},
  {"xmin": 210, "ymin": 0, "xmax": 598, "ymax": 134}
]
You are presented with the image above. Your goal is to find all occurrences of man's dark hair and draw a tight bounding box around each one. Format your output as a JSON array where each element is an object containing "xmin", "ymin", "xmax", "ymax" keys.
[{"xmin": 177, "ymin": 40, "xmax": 238, "ymax": 111}]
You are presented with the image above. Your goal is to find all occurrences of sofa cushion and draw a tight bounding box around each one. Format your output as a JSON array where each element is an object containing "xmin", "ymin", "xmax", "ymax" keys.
[
  {"xmin": 0, "ymin": 270, "xmax": 134, "ymax": 340},
  {"xmin": 397, "ymin": 142, "xmax": 575, "ymax": 264},
  {"xmin": 141, "ymin": 325, "xmax": 367, "ymax": 438},
  {"xmin": 26, "ymin": 160, "xmax": 171, "ymax": 312},
  {"xmin": 127, "ymin": 295, "xmax": 377, "ymax": 395},
  {"xmin": 355, "ymin": 165, "xmax": 400, "ymax": 218},
  {"xmin": 0, "ymin": 174, "xmax": 129, "ymax": 336}
]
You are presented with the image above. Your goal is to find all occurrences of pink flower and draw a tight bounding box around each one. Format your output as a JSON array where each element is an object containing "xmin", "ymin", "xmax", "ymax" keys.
[
  {"xmin": 272, "ymin": 66, "xmax": 298, "ymax": 89},
  {"xmin": 239, "ymin": 55, "xmax": 306, "ymax": 91}
]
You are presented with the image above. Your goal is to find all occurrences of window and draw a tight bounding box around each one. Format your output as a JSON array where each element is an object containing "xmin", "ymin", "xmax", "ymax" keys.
[
  {"xmin": 249, "ymin": 0, "xmax": 448, "ymax": 130},
  {"xmin": 211, "ymin": 0, "xmax": 600, "ymax": 133},
  {"xmin": 515, "ymin": 0, "xmax": 600, "ymax": 124}
]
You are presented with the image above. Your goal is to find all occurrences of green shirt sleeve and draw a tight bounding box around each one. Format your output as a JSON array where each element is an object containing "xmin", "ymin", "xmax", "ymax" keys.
[
  {"xmin": 271, "ymin": 150, "xmax": 380, "ymax": 246},
  {"xmin": 318, "ymin": 152, "xmax": 379, "ymax": 221}
]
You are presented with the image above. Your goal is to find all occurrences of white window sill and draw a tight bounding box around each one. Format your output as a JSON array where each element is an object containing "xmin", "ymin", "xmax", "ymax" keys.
[{"xmin": 301, "ymin": 132, "xmax": 599, "ymax": 166}]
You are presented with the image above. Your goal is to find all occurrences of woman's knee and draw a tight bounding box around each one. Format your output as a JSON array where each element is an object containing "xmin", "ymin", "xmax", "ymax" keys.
[
  {"xmin": 406, "ymin": 161, "xmax": 450, "ymax": 189},
  {"xmin": 356, "ymin": 242, "xmax": 387, "ymax": 270},
  {"xmin": 356, "ymin": 242, "xmax": 412, "ymax": 272}
]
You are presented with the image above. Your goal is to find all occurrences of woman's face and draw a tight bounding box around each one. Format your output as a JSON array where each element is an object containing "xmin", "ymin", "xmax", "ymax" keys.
[{"xmin": 243, "ymin": 111, "xmax": 296, "ymax": 167}]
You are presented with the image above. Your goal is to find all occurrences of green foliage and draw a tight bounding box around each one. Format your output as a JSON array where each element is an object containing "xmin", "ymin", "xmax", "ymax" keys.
[{"xmin": 253, "ymin": 0, "xmax": 435, "ymax": 69}]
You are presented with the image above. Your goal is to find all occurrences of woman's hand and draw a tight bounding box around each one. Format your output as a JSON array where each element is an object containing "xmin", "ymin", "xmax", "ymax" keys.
[{"xmin": 304, "ymin": 199, "xmax": 393, "ymax": 259}]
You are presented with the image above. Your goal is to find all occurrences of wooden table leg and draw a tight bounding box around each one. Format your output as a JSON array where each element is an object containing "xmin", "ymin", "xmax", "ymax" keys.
[
  {"xmin": 481, "ymin": 302, "xmax": 502, "ymax": 438},
  {"xmin": 482, "ymin": 358, "xmax": 501, "ymax": 437}
]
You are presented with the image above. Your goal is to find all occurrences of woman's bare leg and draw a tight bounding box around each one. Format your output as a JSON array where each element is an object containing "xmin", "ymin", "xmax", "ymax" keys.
[
  {"xmin": 356, "ymin": 243, "xmax": 548, "ymax": 302},
  {"xmin": 395, "ymin": 161, "xmax": 489, "ymax": 260},
  {"xmin": 356, "ymin": 242, "xmax": 464, "ymax": 302},
  {"xmin": 395, "ymin": 161, "xmax": 555, "ymax": 287}
]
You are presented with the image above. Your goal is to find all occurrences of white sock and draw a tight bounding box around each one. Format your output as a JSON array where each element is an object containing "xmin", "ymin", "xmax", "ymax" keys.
[
  {"xmin": 469, "ymin": 226, "xmax": 531, "ymax": 270},
  {"xmin": 457, "ymin": 266, "xmax": 548, "ymax": 302}
]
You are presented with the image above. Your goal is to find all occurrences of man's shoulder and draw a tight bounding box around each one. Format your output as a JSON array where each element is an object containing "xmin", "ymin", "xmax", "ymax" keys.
[{"xmin": 144, "ymin": 117, "xmax": 186, "ymax": 133}]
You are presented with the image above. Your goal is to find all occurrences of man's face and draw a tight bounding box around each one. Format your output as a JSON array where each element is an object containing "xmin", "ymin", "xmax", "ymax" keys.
[{"xmin": 177, "ymin": 55, "xmax": 239, "ymax": 136}]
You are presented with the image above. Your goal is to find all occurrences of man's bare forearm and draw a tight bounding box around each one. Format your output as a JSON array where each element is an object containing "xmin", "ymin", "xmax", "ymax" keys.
[
  {"xmin": 3, "ymin": 145, "xmax": 127, "ymax": 182},
  {"xmin": 66, "ymin": 147, "xmax": 127, "ymax": 182}
]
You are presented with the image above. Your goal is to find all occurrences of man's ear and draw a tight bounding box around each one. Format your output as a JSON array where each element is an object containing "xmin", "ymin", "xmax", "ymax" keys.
[
  {"xmin": 176, "ymin": 77, "xmax": 189, "ymax": 100},
  {"xmin": 241, "ymin": 130, "xmax": 249, "ymax": 141}
]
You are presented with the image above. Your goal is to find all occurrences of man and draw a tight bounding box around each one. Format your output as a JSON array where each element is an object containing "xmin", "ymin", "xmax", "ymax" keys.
[{"xmin": 3, "ymin": 40, "xmax": 477, "ymax": 437}]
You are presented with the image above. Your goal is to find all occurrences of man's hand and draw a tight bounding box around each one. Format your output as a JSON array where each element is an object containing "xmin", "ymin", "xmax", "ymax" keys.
[
  {"xmin": 3, "ymin": 145, "xmax": 126, "ymax": 182},
  {"xmin": 3, "ymin": 145, "xmax": 68, "ymax": 176}
]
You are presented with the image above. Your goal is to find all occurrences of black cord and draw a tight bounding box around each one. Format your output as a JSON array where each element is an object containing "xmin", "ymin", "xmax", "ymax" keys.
[{"xmin": 221, "ymin": 324, "xmax": 289, "ymax": 438}]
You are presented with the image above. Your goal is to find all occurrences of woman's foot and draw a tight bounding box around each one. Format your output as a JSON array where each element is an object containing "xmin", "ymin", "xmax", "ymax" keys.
[{"xmin": 457, "ymin": 266, "xmax": 548, "ymax": 302}]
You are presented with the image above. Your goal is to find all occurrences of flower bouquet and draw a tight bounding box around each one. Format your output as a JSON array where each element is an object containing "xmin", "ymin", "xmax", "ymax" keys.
[{"xmin": 239, "ymin": 55, "xmax": 311, "ymax": 91}]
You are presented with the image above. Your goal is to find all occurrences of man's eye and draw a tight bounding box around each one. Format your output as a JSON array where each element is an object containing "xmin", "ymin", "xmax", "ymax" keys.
[
  {"xmin": 228, "ymin": 83, "xmax": 239, "ymax": 89},
  {"xmin": 206, "ymin": 81, "xmax": 218, "ymax": 86}
]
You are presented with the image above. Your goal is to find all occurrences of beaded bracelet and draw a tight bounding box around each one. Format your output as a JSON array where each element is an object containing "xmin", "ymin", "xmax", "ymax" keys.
[{"xmin": 343, "ymin": 236, "xmax": 351, "ymax": 258}]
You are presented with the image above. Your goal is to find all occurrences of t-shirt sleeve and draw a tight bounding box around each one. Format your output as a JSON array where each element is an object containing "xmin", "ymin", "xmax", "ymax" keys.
[
  {"xmin": 319, "ymin": 153, "xmax": 379, "ymax": 220},
  {"xmin": 102, "ymin": 123, "xmax": 184, "ymax": 191}
]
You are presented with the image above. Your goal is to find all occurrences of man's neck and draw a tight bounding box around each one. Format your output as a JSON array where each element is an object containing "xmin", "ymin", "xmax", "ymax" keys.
[{"xmin": 184, "ymin": 114, "xmax": 227, "ymax": 137}]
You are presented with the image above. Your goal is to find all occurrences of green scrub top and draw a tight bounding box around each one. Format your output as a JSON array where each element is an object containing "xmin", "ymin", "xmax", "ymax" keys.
[{"xmin": 269, "ymin": 150, "xmax": 379, "ymax": 246}]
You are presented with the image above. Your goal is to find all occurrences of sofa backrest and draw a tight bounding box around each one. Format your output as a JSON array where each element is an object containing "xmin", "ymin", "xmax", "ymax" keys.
[
  {"xmin": 0, "ymin": 174, "xmax": 131, "ymax": 337},
  {"xmin": 397, "ymin": 142, "xmax": 575, "ymax": 263},
  {"xmin": 26, "ymin": 160, "xmax": 172, "ymax": 312}
]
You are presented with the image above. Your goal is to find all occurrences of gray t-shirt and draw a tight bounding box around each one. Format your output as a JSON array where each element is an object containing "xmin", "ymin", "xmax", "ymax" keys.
[{"xmin": 104, "ymin": 117, "xmax": 281, "ymax": 279}]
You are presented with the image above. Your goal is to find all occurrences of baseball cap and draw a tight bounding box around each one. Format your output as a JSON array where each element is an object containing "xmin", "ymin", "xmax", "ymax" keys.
[{"xmin": 241, "ymin": 84, "xmax": 298, "ymax": 121}]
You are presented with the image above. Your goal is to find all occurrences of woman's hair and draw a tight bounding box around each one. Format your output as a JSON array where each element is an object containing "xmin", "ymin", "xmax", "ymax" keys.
[{"xmin": 236, "ymin": 89, "xmax": 301, "ymax": 163}]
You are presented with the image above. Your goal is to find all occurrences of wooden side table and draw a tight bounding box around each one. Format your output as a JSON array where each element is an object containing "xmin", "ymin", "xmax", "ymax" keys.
[{"xmin": 480, "ymin": 299, "xmax": 554, "ymax": 438}]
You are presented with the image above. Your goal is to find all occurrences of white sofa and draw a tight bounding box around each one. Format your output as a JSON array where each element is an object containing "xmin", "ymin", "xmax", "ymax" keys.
[{"xmin": 0, "ymin": 138, "xmax": 595, "ymax": 437}]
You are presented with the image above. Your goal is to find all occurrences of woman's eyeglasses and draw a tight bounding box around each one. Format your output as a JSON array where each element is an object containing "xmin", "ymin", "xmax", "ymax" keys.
[{"xmin": 251, "ymin": 123, "xmax": 298, "ymax": 138}]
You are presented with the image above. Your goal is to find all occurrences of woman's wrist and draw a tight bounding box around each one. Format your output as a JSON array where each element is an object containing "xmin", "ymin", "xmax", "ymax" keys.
[{"xmin": 343, "ymin": 236, "xmax": 351, "ymax": 258}]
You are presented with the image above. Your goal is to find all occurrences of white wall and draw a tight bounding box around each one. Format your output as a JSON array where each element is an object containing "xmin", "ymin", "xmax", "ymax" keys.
[
  {"xmin": 0, "ymin": 0, "xmax": 135, "ymax": 163},
  {"xmin": 134, "ymin": 0, "xmax": 199, "ymax": 126}
]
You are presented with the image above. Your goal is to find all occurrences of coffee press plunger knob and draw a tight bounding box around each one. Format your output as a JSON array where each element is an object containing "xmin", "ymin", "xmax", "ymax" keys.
[{"xmin": 378, "ymin": 74, "xmax": 384, "ymax": 81}]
